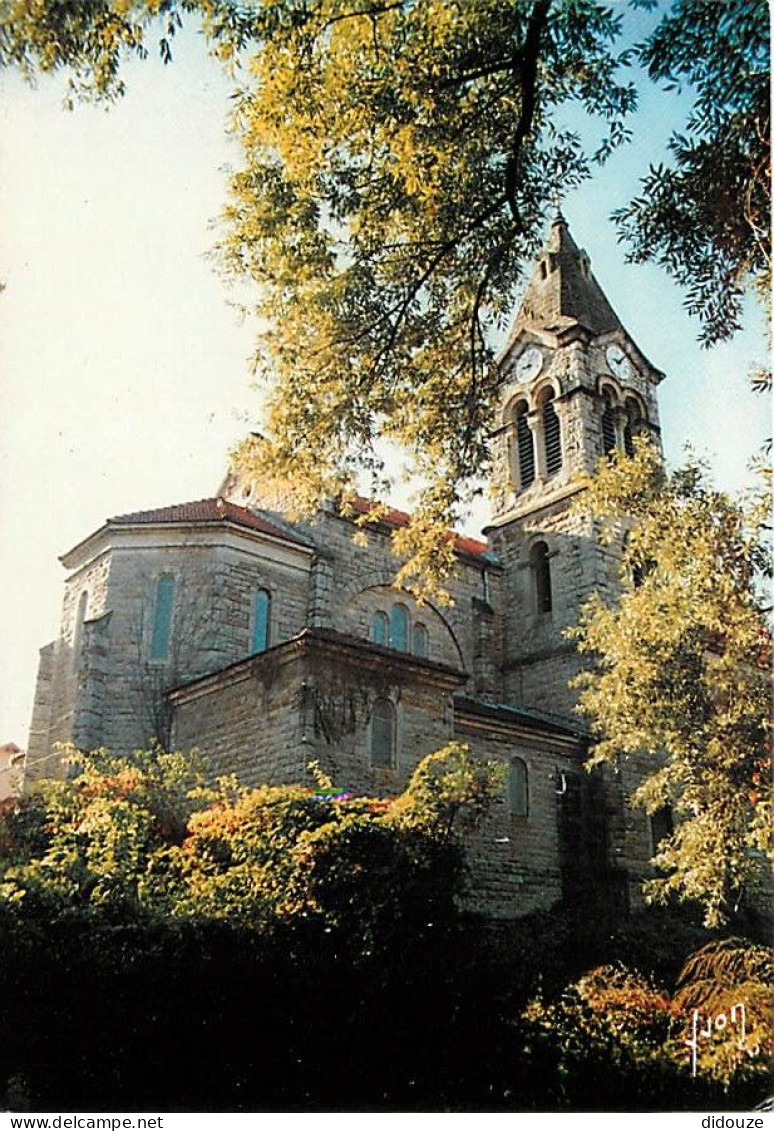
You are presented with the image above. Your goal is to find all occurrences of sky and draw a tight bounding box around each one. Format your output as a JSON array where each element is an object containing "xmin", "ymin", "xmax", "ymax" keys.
[{"xmin": 0, "ymin": 7, "xmax": 769, "ymax": 746}]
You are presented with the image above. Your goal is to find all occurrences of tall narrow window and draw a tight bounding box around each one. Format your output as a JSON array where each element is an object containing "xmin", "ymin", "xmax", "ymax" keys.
[
  {"xmin": 508, "ymin": 757, "xmax": 529, "ymax": 816},
  {"xmin": 623, "ymin": 398, "xmax": 641, "ymax": 458},
  {"xmin": 371, "ymin": 610, "xmax": 389, "ymax": 646},
  {"xmin": 72, "ymin": 590, "xmax": 88, "ymax": 670},
  {"xmin": 390, "ymin": 604, "xmax": 409, "ymax": 652},
  {"xmin": 516, "ymin": 402, "xmax": 535, "ymax": 490},
  {"xmin": 251, "ymin": 588, "xmax": 271, "ymax": 654},
  {"xmin": 531, "ymin": 541, "xmax": 552, "ymax": 614},
  {"xmin": 371, "ymin": 698, "xmax": 395, "ymax": 768},
  {"xmin": 624, "ymin": 532, "xmax": 654, "ymax": 590},
  {"xmin": 650, "ymin": 805, "xmax": 674, "ymax": 853},
  {"xmin": 542, "ymin": 390, "xmax": 562, "ymax": 476},
  {"xmin": 150, "ymin": 574, "xmax": 175, "ymax": 661},
  {"xmin": 412, "ymin": 622, "xmax": 428, "ymax": 658},
  {"xmin": 602, "ymin": 390, "xmax": 617, "ymax": 456}
]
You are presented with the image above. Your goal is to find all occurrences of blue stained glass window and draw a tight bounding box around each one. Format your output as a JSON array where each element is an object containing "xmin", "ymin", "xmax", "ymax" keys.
[
  {"xmin": 150, "ymin": 575, "xmax": 175, "ymax": 660},
  {"xmin": 390, "ymin": 604, "xmax": 409, "ymax": 652},
  {"xmin": 372, "ymin": 610, "xmax": 389, "ymax": 645},
  {"xmin": 252, "ymin": 588, "xmax": 271, "ymax": 654},
  {"xmin": 412, "ymin": 622, "xmax": 428, "ymax": 658}
]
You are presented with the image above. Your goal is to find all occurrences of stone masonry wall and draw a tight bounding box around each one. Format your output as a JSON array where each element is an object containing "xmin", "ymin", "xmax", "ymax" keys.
[
  {"xmin": 24, "ymin": 643, "xmax": 57, "ymax": 781},
  {"xmin": 454, "ymin": 718, "xmax": 584, "ymax": 917},
  {"xmin": 489, "ymin": 495, "xmax": 614, "ymax": 716},
  {"xmin": 25, "ymin": 552, "xmax": 112, "ymax": 777},
  {"xmin": 298, "ymin": 509, "xmax": 501, "ymax": 697},
  {"xmin": 172, "ymin": 653, "xmax": 307, "ymax": 787},
  {"xmin": 98, "ymin": 538, "xmax": 312, "ymax": 755},
  {"xmin": 170, "ymin": 640, "xmax": 460, "ymax": 797}
]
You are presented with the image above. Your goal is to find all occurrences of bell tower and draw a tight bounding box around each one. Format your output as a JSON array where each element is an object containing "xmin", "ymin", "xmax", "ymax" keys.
[{"xmin": 485, "ymin": 212, "xmax": 664, "ymax": 715}]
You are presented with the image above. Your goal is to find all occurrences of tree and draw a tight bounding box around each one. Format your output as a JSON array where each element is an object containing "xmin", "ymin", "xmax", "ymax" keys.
[
  {"xmin": 614, "ymin": 0, "xmax": 770, "ymax": 347},
  {"xmin": 522, "ymin": 940, "xmax": 773, "ymax": 1104},
  {"xmin": 0, "ymin": 742, "xmax": 499, "ymax": 943},
  {"xmin": 3, "ymin": 1, "xmax": 633, "ymax": 592},
  {"xmin": 219, "ymin": 1, "xmax": 634, "ymax": 568},
  {"xmin": 570, "ymin": 440, "xmax": 772, "ymax": 927},
  {"xmin": 0, "ymin": 1, "xmax": 250, "ymax": 104},
  {"xmin": 2, "ymin": 2, "xmax": 769, "ymax": 586}
]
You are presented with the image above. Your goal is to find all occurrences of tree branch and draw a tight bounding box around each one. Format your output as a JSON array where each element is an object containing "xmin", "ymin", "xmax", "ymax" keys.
[{"xmin": 504, "ymin": 0, "xmax": 551, "ymax": 225}]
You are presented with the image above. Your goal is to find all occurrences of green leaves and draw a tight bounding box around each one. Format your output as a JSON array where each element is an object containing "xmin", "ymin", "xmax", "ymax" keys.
[
  {"xmin": 218, "ymin": 1, "xmax": 636, "ymax": 573},
  {"xmin": 613, "ymin": 0, "xmax": 770, "ymax": 346},
  {"xmin": 572, "ymin": 442, "xmax": 772, "ymax": 926},
  {"xmin": 524, "ymin": 945, "xmax": 773, "ymax": 1095},
  {"xmin": 0, "ymin": 742, "xmax": 498, "ymax": 947}
]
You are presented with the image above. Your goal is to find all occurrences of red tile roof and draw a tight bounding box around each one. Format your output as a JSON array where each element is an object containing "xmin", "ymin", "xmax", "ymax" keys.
[
  {"xmin": 110, "ymin": 498, "xmax": 310, "ymax": 548},
  {"xmin": 346, "ymin": 496, "xmax": 489, "ymax": 559}
]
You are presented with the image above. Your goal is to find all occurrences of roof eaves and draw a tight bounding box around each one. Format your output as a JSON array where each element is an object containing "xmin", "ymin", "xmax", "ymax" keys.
[{"xmin": 454, "ymin": 695, "xmax": 588, "ymax": 740}]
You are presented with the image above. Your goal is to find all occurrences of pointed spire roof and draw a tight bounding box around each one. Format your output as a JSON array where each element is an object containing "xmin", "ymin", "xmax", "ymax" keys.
[{"xmin": 506, "ymin": 213, "xmax": 622, "ymax": 345}]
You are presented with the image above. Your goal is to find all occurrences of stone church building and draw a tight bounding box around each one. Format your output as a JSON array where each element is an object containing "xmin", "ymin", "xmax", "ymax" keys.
[{"xmin": 25, "ymin": 215, "xmax": 668, "ymax": 918}]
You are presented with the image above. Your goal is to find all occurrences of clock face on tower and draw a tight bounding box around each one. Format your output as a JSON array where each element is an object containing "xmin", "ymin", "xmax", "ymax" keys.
[
  {"xmin": 515, "ymin": 346, "xmax": 543, "ymax": 383},
  {"xmin": 606, "ymin": 344, "xmax": 632, "ymax": 381}
]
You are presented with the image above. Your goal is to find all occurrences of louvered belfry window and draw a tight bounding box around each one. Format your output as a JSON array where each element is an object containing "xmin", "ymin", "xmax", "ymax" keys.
[
  {"xmin": 602, "ymin": 391, "xmax": 617, "ymax": 455},
  {"xmin": 623, "ymin": 398, "xmax": 640, "ymax": 458},
  {"xmin": 542, "ymin": 392, "xmax": 562, "ymax": 476},
  {"xmin": 516, "ymin": 402, "xmax": 535, "ymax": 490}
]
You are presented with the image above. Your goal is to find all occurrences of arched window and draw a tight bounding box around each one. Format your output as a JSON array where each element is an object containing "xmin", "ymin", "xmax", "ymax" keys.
[
  {"xmin": 150, "ymin": 574, "xmax": 175, "ymax": 661},
  {"xmin": 624, "ymin": 532, "xmax": 653, "ymax": 590},
  {"xmin": 531, "ymin": 541, "xmax": 552, "ymax": 614},
  {"xmin": 412, "ymin": 622, "xmax": 428, "ymax": 658},
  {"xmin": 623, "ymin": 397, "xmax": 642, "ymax": 458},
  {"xmin": 370, "ymin": 698, "xmax": 395, "ymax": 768},
  {"xmin": 541, "ymin": 389, "xmax": 562, "ymax": 476},
  {"xmin": 515, "ymin": 401, "xmax": 535, "ymax": 490},
  {"xmin": 371, "ymin": 610, "xmax": 389, "ymax": 646},
  {"xmin": 650, "ymin": 805, "xmax": 674, "ymax": 853},
  {"xmin": 602, "ymin": 389, "xmax": 617, "ymax": 456},
  {"xmin": 72, "ymin": 590, "xmax": 88, "ymax": 670},
  {"xmin": 251, "ymin": 588, "xmax": 271, "ymax": 654},
  {"xmin": 390, "ymin": 604, "xmax": 409, "ymax": 652},
  {"xmin": 508, "ymin": 757, "xmax": 529, "ymax": 816}
]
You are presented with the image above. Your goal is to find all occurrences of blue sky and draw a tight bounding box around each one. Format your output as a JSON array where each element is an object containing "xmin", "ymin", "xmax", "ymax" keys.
[{"xmin": 0, "ymin": 7, "xmax": 768, "ymax": 745}]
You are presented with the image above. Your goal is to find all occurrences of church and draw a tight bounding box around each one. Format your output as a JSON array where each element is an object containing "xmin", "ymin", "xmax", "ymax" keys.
[{"xmin": 25, "ymin": 215, "xmax": 667, "ymax": 918}]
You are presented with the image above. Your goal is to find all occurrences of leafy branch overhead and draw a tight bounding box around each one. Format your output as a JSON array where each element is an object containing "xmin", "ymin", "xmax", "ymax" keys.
[
  {"xmin": 220, "ymin": 0, "xmax": 635, "ymax": 557},
  {"xmin": 614, "ymin": 0, "xmax": 770, "ymax": 346},
  {"xmin": 1, "ymin": 1, "xmax": 769, "ymax": 578},
  {"xmin": 0, "ymin": 0, "xmax": 634, "ymax": 550}
]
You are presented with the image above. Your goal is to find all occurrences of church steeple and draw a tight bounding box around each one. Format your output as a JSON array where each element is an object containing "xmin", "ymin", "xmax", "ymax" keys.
[
  {"xmin": 484, "ymin": 216, "xmax": 666, "ymax": 718},
  {"xmin": 504, "ymin": 211, "xmax": 621, "ymax": 346},
  {"xmin": 489, "ymin": 214, "xmax": 664, "ymax": 526}
]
